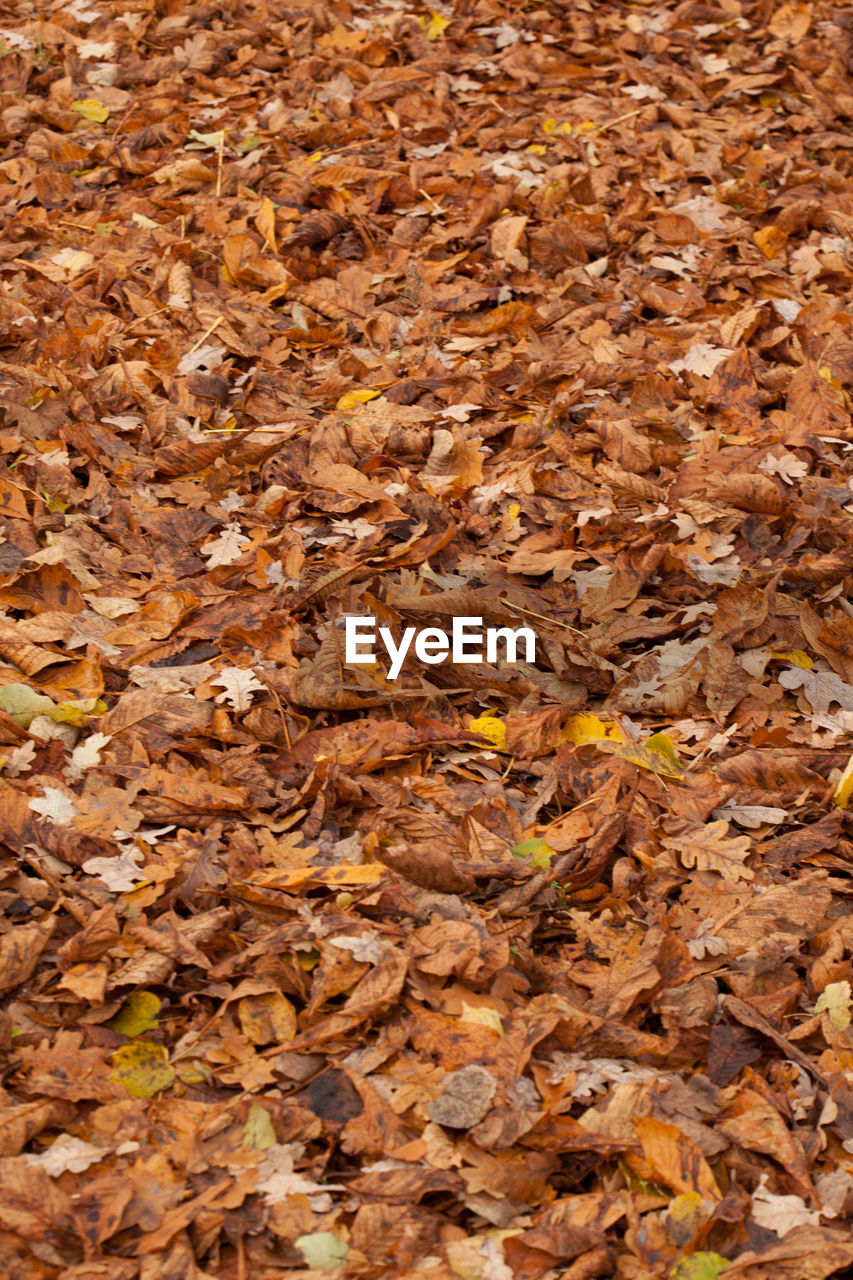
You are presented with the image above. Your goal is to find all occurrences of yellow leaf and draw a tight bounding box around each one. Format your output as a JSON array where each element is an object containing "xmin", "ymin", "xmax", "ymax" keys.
[
  {"xmin": 526, "ymin": 144, "xmax": 548, "ymax": 155},
  {"xmin": 296, "ymin": 947, "xmax": 320, "ymax": 971},
  {"xmin": 421, "ymin": 10, "xmax": 450, "ymax": 39},
  {"xmin": 771, "ymin": 649, "xmax": 813, "ymax": 669},
  {"xmin": 317, "ymin": 864, "xmax": 384, "ymax": 885},
  {"xmin": 642, "ymin": 732, "xmax": 683, "ymax": 773},
  {"xmin": 176, "ymin": 1062, "xmax": 207, "ymax": 1085},
  {"xmin": 469, "ymin": 715, "xmax": 508, "ymax": 752},
  {"xmin": 511, "ymin": 837, "xmax": 556, "ymax": 869},
  {"xmin": 188, "ymin": 128, "xmax": 225, "ymax": 148},
  {"xmin": 246, "ymin": 863, "xmax": 383, "ymax": 892},
  {"xmin": 563, "ymin": 713, "xmax": 625, "ymax": 745},
  {"xmin": 564, "ymin": 716, "xmax": 683, "ymax": 778},
  {"xmin": 24, "ymin": 388, "xmax": 54, "ymax": 408},
  {"xmin": 110, "ymin": 1040, "xmax": 175, "ymax": 1098},
  {"xmin": 244, "ymin": 1102, "xmax": 277, "ymax": 1150},
  {"xmin": 670, "ymin": 1253, "xmax": 731, "ymax": 1280},
  {"xmin": 255, "ymin": 196, "xmax": 278, "ymax": 254},
  {"xmin": 238, "ymin": 991, "xmax": 297, "ymax": 1045},
  {"xmin": 666, "ymin": 1191, "xmax": 712, "ymax": 1242},
  {"xmin": 834, "ymin": 754, "xmax": 853, "ymax": 809},
  {"xmin": 52, "ymin": 698, "xmax": 108, "ymax": 726},
  {"xmin": 109, "ymin": 991, "xmax": 161, "ymax": 1037},
  {"xmin": 460, "ymin": 1003, "xmax": 503, "ymax": 1035},
  {"xmin": 610, "ymin": 739, "xmax": 684, "ymax": 779},
  {"xmin": 336, "ymin": 388, "xmax": 382, "ymax": 412},
  {"xmin": 72, "ymin": 98, "xmax": 110, "ymax": 123},
  {"xmin": 506, "ymin": 502, "xmax": 521, "ymax": 520},
  {"xmin": 753, "ymin": 225, "xmax": 786, "ymax": 260},
  {"xmin": 815, "ymin": 980, "xmax": 852, "ymax": 1030}
]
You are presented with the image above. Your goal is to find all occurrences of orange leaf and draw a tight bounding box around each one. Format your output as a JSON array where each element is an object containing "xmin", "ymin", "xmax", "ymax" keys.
[{"xmin": 631, "ymin": 1116, "xmax": 721, "ymax": 1202}]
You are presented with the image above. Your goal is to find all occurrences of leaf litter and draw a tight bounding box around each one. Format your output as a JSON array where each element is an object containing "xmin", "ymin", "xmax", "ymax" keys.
[{"xmin": 2, "ymin": 0, "xmax": 853, "ymax": 1276}]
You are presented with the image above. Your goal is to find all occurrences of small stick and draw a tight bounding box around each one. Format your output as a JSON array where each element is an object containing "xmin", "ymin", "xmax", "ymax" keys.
[
  {"xmin": 123, "ymin": 304, "xmax": 170, "ymax": 333},
  {"xmin": 499, "ymin": 597, "xmax": 584, "ymax": 635},
  {"xmin": 589, "ymin": 108, "xmax": 644, "ymax": 137},
  {"xmin": 215, "ymin": 130, "xmax": 225, "ymax": 198},
  {"xmin": 186, "ymin": 315, "xmax": 224, "ymax": 355},
  {"xmin": 418, "ymin": 187, "xmax": 445, "ymax": 214}
]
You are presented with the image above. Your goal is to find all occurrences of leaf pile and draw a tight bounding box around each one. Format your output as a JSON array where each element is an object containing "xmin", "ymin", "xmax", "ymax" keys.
[{"xmin": 3, "ymin": 0, "xmax": 853, "ymax": 1277}]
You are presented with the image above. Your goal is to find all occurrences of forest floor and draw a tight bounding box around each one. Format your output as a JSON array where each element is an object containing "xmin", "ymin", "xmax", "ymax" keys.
[{"xmin": 3, "ymin": 0, "xmax": 853, "ymax": 1277}]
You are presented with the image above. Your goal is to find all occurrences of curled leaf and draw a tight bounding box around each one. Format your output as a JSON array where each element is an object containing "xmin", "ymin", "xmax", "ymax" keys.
[
  {"xmin": 109, "ymin": 991, "xmax": 161, "ymax": 1038},
  {"xmin": 72, "ymin": 98, "xmax": 110, "ymax": 123}
]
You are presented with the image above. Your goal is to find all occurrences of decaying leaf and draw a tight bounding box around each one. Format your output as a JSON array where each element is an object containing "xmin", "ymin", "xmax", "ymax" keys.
[
  {"xmin": 211, "ymin": 666, "xmax": 264, "ymax": 712},
  {"xmin": 665, "ymin": 821, "xmax": 754, "ymax": 882},
  {"xmin": 110, "ymin": 1041, "xmax": 175, "ymax": 1098},
  {"xmin": 3, "ymin": 1, "xmax": 853, "ymax": 1273},
  {"xmin": 428, "ymin": 1066, "xmax": 497, "ymax": 1130}
]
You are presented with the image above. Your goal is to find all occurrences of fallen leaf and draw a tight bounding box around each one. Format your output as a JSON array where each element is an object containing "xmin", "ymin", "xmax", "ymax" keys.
[
  {"xmin": 428, "ymin": 1066, "xmax": 497, "ymax": 1130},
  {"xmin": 815, "ymin": 981, "xmax": 852, "ymax": 1031},
  {"xmin": 110, "ymin": 1040, "xmax": 175, "ymax": 1098}
]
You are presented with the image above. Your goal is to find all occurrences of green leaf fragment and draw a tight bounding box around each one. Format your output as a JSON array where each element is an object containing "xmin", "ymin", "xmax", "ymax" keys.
[
  {"xmin": 0, "ymin": 684, "xmax": 58, "ymax": 727},
  {"xmin": 670, "ymin": 1252, "xmax": 730, "ymax": 1280},
  {"xmin": 295, "ymin": 1233, "xmax": 348, "ymax": 1270},
  {"xmin": 0, "ymin": 684, "xmax": 107, "ymax": 728},
  {"xmin": 511, "ymin": 837, "xmax": 556, "ymax": 869}
]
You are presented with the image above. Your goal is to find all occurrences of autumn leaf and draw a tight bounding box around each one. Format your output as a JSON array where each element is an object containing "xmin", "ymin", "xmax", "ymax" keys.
[
  {"xmin": 28, "ymin": 787, "xmax": 78, "ymax": 826},
  {"xmin": 72, "ymin": 98, "xmax": 110, "ymax": 123},
  {"xmin": 201, "ymin": 522, "xmax": 250, "ymax": 568},
  {"xmin": 420, "ymin": 11, "xmax": 450, "ymax": 40},
  {"xmin": 670, "ymin": 1256, "xmax": 730, "ymax": 1280},
  {"xmin": 511, "ymin": 837, "xmax": 556, "ymax": 869},
  {"xmin": 815, "ymin": 981, "xmax": 852, "ymax": 1031},
  {"xmin": 110, "ymin": 1041, "xmax": 175, "ymax": 1098},
  {"xmin": 563, "ymin": 713, "xmax": 626, "ymax": 745},
  {"xmin": 5, "ymin": 0, "xmax": 853, "ymax": 1270},
  {"xmin": 632, "ymin": 1116, "xmax": 722, "ymax": 1202},
  {"xmin": 295, "ymin": 1233, "xmax": 348, "ymax": 1269},
  {"xmin": 243, "ymin": 1102, "xmax": 277, "ymax": 1150},
  {"xmin": 238, "ymin": 991, "xmax": 298, "ymax": 1045},
  {"xmin": 833, "ymin": 754, "xmax": 853, "ymax": 809},
  {"xmin": 109, "ymin": 991, "xmax": 161, "ymax": 1037},
  {"xmin": 0, "ymin": 684, "xmax": 59, "ymax": 727},
  {"xmin": 211, "ymin": 667, "xmax": 264, "ymax": 712},
  {"xmin": 469, "ymin": 714, "xmax": 508, "ymax": 752},
  {"xmin": 82, "ymin": 848, "xmax": 148, "ymax": 892},
  {"xmin": 664, "ymin": 821, "xmax": 753, "ymax": 882}
]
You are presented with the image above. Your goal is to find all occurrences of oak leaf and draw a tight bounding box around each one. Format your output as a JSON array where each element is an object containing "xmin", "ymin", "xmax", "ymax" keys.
[{"xmin": 665, "ymin": 821, "xmax": 753, "ymax": 882}]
